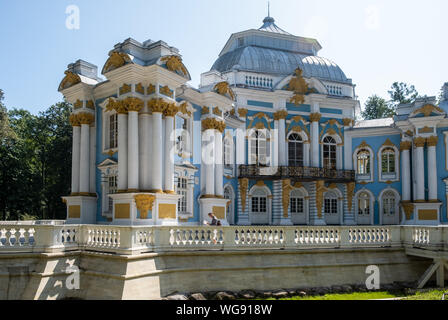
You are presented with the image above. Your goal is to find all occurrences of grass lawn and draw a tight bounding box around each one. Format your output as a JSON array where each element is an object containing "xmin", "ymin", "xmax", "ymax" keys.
[{"xmin": 259, "ymin": 289, "xmax": 448, "ymax": 300}]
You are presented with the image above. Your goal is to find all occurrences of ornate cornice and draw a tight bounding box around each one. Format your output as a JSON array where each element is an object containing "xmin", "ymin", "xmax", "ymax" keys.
[
  {"xmin": 413, "ymin": 104, "xmax": 444, "ymax": 117},
  {"xmin": 274, "ymin": 110, "xmax": 288, "ymax": 120},
  {"xmin": 414, "ymin": 136, "xmax": 426, "ymax": 148},
  {"xmin": 309, "ymin": 113, "xmax": 322, "ymax": 123},
  {"xmin": 427, "ymin": 136, "xmax": 438, "ymax": 147}
]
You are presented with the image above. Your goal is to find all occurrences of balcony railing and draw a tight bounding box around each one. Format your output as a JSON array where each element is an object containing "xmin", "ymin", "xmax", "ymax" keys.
[{"xmin": 238, "ymin": 165, "xmax": 356, "ymax": 182}]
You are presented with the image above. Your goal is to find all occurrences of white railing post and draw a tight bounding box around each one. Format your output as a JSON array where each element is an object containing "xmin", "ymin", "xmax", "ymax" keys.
[
  {"xmin": 340, "ymin": 226, "xmax": 351, "ymax": 249},
  {"xmin": 389, "ymin": 226, "xmax": 402, "ymax": 248},
  {"xmin": 283, "ymin": 227, "xmax": 296, "ymax": 249}
]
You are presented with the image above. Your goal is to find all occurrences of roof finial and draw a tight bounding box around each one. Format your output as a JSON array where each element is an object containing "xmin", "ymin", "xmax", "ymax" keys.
[{"xmin": 268, "ymin": 1, "xmax": 270, "ymax": 17}]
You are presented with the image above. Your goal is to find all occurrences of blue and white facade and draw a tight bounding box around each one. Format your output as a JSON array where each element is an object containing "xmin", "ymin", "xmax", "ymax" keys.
[{"xmin": 59, "ymin": 17, "xmax": 448, "ymax": 226}]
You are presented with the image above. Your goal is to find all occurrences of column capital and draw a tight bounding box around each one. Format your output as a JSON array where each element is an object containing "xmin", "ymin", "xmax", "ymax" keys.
[
  {"xmin": 309, "ymin": 113, "xmax": 322, "ymax": 122},
  {"xmin": 77, "ymin": 112, "xmax": 95, "ymax": 125},
  {"xmin": 414, "ymin": 136, "xmax": 426, "ymax": 148},
  {"xmin": 69, "ymin": 113, "xmax": 81, "ymax": 127},
  {"xmin": 237, "ymin": 108, "xmax": 248, "ymax": 118},
  {"xmin": 400, "ymin": 141, "xmax": 412, "ymax": 151},
  {"xmin": 163, "ymin": 103, "xmax": 179, "ymax": 117},
  {"xmin": 148, "ymin": 98, "xmax": 167, "ymax": 114},
  {"xmin": 124, "ymin": 97, "xmax": 144, "ymax": 112},
  {"xmin": 202, "ymin": 118, "xmax": 225, "ymax": 133},
  {"xmin": 274, "ymin": 110, "xmax": 288, "ymax": 120},
  {"xmin": 342, "ymin": 118, "xmax": 354, "ymax": 127},
  {"xmin": 427, "ymin": 136, "xmax": 438, "ymax": 147}
]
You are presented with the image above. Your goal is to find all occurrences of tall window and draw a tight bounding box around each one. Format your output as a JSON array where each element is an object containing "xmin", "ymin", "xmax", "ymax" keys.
[
  {"xmin": 358, "ymin": 192, "xmax": 370, "ymax": 216},
  {"xmin": 224, "ymin": 137, "xmax": 233, "ymax": 169},
  {"xmin": 324, "ymin": 192, "xmax": 338, "ymax": 215},
  {"xmin": 290, "ymin": 190, "xmax": 304, "ymax": 214},
  {"xmin": 251, "ymin": 190, "xmax": 267, "ymax": 213},
  {"xmin": 323, "ymin": 136, "xmax": 337, "ymax": 169},
  {"xmin": 109, "ymin": 114, "xmax": 118, "ymax": 149},
  {"xmin": 357, "ymin": 150, "xmax": 370, "ymax": 175},
  {"xmin": 381, "ymin": 148, "xmax": 396, "ymax": 174},
  {"xmin": 107, "ymin": 175, "xmax": 117, "ymax": 212},
  {"xmin": 288, "ymin": 133, "xmax": 304, "ymax": 167},
  {"xmin": 382, "ymin": 191, "xmax": 396, "ymax": 216},
  {"xmin": 176, "ymin": 177, "xmax": 187, "ymax": 213},
  {"xmin": 250, "ymin": 130, "xmax": 269, "ymax": 166}
]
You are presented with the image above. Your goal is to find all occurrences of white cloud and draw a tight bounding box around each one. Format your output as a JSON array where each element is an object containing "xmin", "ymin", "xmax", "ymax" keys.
[{"xmin": 365, "ymin": 5, "xmax": 380, "ymax": 30}]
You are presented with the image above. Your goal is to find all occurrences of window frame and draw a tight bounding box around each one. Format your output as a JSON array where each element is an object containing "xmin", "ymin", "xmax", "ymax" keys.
[{"xmin": 378, "ymin": 144, "xmax": 399, "ymax": 182}]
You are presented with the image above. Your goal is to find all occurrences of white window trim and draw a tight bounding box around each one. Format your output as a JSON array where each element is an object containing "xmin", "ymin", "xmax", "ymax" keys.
[
  {"xmin": 286, "ymin": 131, "xmax": 308, "ymax": 167},
  {"xmin": 102, "ymin": 108, "xmax": 118, "ymax": 155},
  {"xmin": 175, "ymin": 165, "xmax": 198, "ymax": 220},
  {"xmin": 248, "ymin": 128, "xmax": 272, "ymax": 166},
  {"xmin": 378, "ymin": 187, "xmax": 401, "ymax": 225},
  {"xmin": 353, "ymin": 145, "xmax": 374, "ymax": 183},
  {"xmin": 323, "ymin": 187, "xmax": 343, "ymax": 225},
  {"xmin": 248, "ymin": 185, "xmax": 272, "ymax": 225},
  {"xmin": 378, "ymin": 145, "xmax": 400, "ymax": 182},
  {"xmin": 321, "ymin": 134, "xmax": 342, "ymax": 170},
  {"xmin": 354, "ymin": 189, "xmax": 375, "ymax": 225}
]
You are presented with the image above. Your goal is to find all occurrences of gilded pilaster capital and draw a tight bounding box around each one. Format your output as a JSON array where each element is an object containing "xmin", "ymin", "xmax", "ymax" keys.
[
  {"xmin": 400, "ymin": 141, "xmax": 412, "ymax": 151},
  {"xmin": 414, "ymin": 136, "xmax": 426, "ymax": 148},
  {"xmin": 274, "ymin": 110, "xmax": 288, "ymax": 120},
  {"xmin": 148, "ymin": 98, "xmax": 166, "ymax": 114},
  {"xmin": 124, "ymin": 97, "xmax": 144, "ymax": 112},
  {"xmin": 426, "ymin": 136, "xmax": 438, "ymax": 147},
  {"xmin": 309, "ymin": 113, "xmax": 322, "ymax": 122},
  {"xmin": 163, "ymin": 103, "xmax": 179, "ymax": 117},
  {"xmin": 342, "ymin": 118, "xmax": 353, "ymax": 127},
  {"xmin": 201, "ymin": 118, "xmax": 225, "ymax": 133},
  {"xmin": 69, "ymin": 113, "xmax": 81, "ymax": 127},
  {"xmin": 213, "ymin": 107, "xmax": 222, "ymax": 117},
  {"xmin": 77, "ymin": 112, "xmax": 95, "ymax": 125},
  {"xmin": 237, "ymin": 108, "xmax": 248, "ymax": 118}
]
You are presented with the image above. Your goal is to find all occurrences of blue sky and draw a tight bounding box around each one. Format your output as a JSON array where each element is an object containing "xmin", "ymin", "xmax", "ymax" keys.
[{"xmin": 0, "ymin": 0, "xmax": 447, "ymax": 114}]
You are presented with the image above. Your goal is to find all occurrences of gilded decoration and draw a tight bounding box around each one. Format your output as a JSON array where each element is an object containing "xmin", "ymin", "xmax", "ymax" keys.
[
  {"xmin": 309, "ymin": 113, "xmax": 322, "ymax": 123},
  {"xmin": 164, "ymin": 104, "xmax": 179, "ymax": 117},
  {"xmin": 135, "ymin": 83, "xmax": 145, "ymax": 95},
  {"xmin": 148, "ymin": 98, "xmax": 167, "ymax": 114},
  {"xmin": 59, "ymin": 70, "xmax": 81, "ymax": 91},
  {"xmin": 69, "ymin": 113, "xmax": 81, "ymax": 127},
  {"xmin": 147, "ymin": 84, "xmax": 156, "ymax": 95},
  {"xmin": 201, "ymin": 118, "xmax": 225, "ymax": 133},
  {"xmin": 102, "ymin": 51, "xmax": 132, "ymax": 74},
  {"xmin": 160, "ymin": 85, "xmax": 173, "ymax": 98},
  {"xmin": 358, "ymin": 141, "xmax": 371, "ymax": 150},
  {"xmin": 213, "ymin": 107, "xmax": 222, "ymax": 117},
  {"xmin": 427, "ymin": 136, "xmax": 438, "ymax": 147},
  {"xmin": 239, "ymin": 178, "xmax": 249, "ymax": 212},
  {"xmin": 413, "ymin": 104, "xmax": 444, "ymax": 117},
  {"xmin": 315, "ymin": 181, "xmax": 328, "ymax": 218},
  {"xmin": 382, "ymin": 138, "xmax": 395, "ymax": 148},
  {"xmin": 273, "ymin": 110, "xmax": 288, "ymax": 120},
  {"xmin": 73, "ymin": 100, "xmax": 83, "ymax": 109},
  {"xmin": 414, "ymin": 137, "xmax": 426, "ymax": 148},
  {"xmin": 213, "ymin": 81, "xmax": 235, "ymax": 101},
  {"xmin": 294, "ymin": 182, "xmax": 304, "ymax": 189},
  {"xmin": 255, "ymin": 180, "xmax": 266, "ymax": 187},
  {"xmin": 400, "ymin": 141, "xmax": 412, "ymax": 151},
  {"xmin": 77, "ymin": 112, "xmax": 95, "ymax": 125},
  {"xmin": 346, "ymin": 182, "xmax": 355, "ymax": 212},
  {"xmin": 160, "ymin": 55, "xmax": 189, "ymax": 78},
  {"xmin": 285, "ymin": 68, "xmax": 309, "ymax": 106},
  {"xmin": 201, "ymin": 106, "xmax": 210, "ymax": 115},
  {"xmin": 134, "ymin": 194, "xmax": 155, "ymax": 219},
  {"xmin": 124, "ymin": 97, "xmax": 144, "ymax": 112},
  {"xmin": 282, "ymin": 179, "xmax": 294, "ymax": 218},
  {"xmin": 342, "ymin": 118, "xmax": 353, "ymax": 127},
  {"xmin": 86, "ymin": 100, "xmax": 95, "ymax": 110},
  {"xmin": 238, "ymin": 108, "xmax": 248, "ymax": 118},
  {"xmin": 248, "ymin": 113, "xmax": 272, "ymax": 130},
  {"xmin": 178, "ymin": 102, "xmax": 192, "ymax": 117},
  {"xmin": 419, "ymin": 126, "xmax": 434, "ymax": 134},
  {"xmin": 119, "ymin": 83, "xmax": 131, "ymax": 95}
]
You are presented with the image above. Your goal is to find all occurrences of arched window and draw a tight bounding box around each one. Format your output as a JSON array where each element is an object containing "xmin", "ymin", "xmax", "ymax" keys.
[
  {"xmin": 357, "ymin": 150, "xmax": 370, "ymax": 175},
  {"xmin": 382, "ymin": 191, "xmax": 396, "ymax": 216},
  {"xmin": 323, "ymin": 136, "xmax": 337, "ymax": 169},
  {"xmin": 358, "ymin": 191, "xmax": 370, "ymax": 216},
  {"xmin": 249, "ymin": 130, "xmax": 270, "ymax": 166},
  {"xmin": 381, "ymin": 148, "xmax": 396, "ymax": 174},
  {"xmin": 251, "ymin": 189, "xmax": 267, "ymax": 214},
  {"xmin": 223, "ymin": 136, "xmax": 233, "ymax": 169},
  {"xmin": 290, "ymin": 189, "xmax": 304, "ymax": 214},
  {"xmin": 288, "ymin": 133, "xmax": 304, "ymax": 167},
  {"xmin": 324, "ymin": 191, "xmax": 338, "ymax": 215}
]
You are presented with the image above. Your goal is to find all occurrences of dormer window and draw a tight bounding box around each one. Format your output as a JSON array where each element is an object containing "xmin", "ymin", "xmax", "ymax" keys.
[{"xmin": 238, "ymin": 37, "xmax": 245, "ymax": 47}]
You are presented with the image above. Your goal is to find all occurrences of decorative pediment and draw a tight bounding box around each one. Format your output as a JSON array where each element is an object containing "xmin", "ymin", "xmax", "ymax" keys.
[
  {"xmin": 98, "ymin": 158, "xmax": 118, "ymax": 171},
  {"xmin": 102, "ymin": 51, "xmax": 133, "ymax": 74},
  {"xmin": 410, "ymin": 104, "xmax": 445, "ymax": 118},
  {"xmin": 213, "ymin": 81, "xmax": 235, "ymax": 101},
  {"xmin": 58, "ymin": 70, "xmax": 81, "ymax": 91},
  {"xmin": 159, "ymin": 55, "xmax": 190, "ymax": 80}
]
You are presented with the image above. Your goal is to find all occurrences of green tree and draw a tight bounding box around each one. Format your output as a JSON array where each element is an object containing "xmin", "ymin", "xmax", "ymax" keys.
[
  {"xmin": 361, "ymin": 95, "xmax": 395, "ymax": 120},
  {"xmin": 388, "ymin": 82, "xmax": 419, "ymax": 107}
]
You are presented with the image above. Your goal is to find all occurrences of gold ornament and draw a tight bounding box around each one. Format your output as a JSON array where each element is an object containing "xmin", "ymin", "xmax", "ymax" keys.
[
  {"xmin": 426, "ymin": 136, "xmax": 438, "ymax": 147},
  {"xmin": 160, "ymin": 85, "xmax": 173, "ymax": 98},
  {"xmin": 102, "ymin": 51, "xmax": 132, "ymax": 74},
  {"xmin": 238, "ymin": 108, "xmax": 248, "ymax": 118},
  {"xmin": 147, "ymin": 84, "xmax": 156, "ymax": 95},
  {"xmin": 309, "ymin": 113, "xmax": 322, "ymax": 122},
  {"xmin": 239, "ymin": 178, "xmax": 249, "ymax": 212},
  {"xmin": 160, "ymin": 55, "xmax": 189, "ymax": 78},
  {"xmin": 414, "ymin": 136, "xmax": 426, "ymax": 148},
  {"xmin": 58, "ymin": 70, "xmax": 81, "ymax": 91},
  {"xmin": 134, "ymin": 194, "xmax": 155, "ymax": 219},
  {"xmin": 346, "ymin": 182, "xmax": 355, "ymax": 212},
  {"xmin": 400, "ymin": 141, "xmax": 412, "ymax": 151},
  {"xmin": 274, "ymin": 110, "xmax": 288, "ymax": 120},
  {"xmin": 213, "ymin": 81, "xmax": 235, "ymax": 101},
  {"xmin": 119, "ymin": 83, "xmax": 131, "ymax": 95},
  {"xmin": 282, "ymin": 179, "xmax": 294, "ymax": 218},
  {"xmin": 135, "ymin": 83, "xmax": 145, "ymax": 95}
]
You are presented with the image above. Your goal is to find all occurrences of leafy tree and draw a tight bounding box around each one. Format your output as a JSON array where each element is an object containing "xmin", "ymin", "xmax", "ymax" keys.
[
  {"xmin": 361, "ymin": 95, "xmax": 395, "ymax": 120},
  {"xmin": 388, "ymin": 82, "xmax": 419, "ymax": 107}
]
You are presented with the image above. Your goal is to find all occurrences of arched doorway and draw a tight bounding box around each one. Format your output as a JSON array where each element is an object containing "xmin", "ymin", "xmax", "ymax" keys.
[{"xmin": 249, "ymin": 187, "xmax": 271, "ymax": 225}]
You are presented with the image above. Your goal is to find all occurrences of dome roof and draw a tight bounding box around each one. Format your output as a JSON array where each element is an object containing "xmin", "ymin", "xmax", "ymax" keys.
[{"xmin": 211, "ymin": 45, "xmax": 351, "ymax": 84}]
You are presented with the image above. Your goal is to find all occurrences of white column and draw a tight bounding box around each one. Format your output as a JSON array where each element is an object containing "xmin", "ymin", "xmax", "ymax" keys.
[
  {"xmin": 336, "ymin": 145, "xmax": 343, "ymax": 170},
  {"xmin": 127, "ymin": 110, "xmax": 139, "ymax": 191},
  {"xmin": 203, "ymin": 129, "xmax": 215, "ymax": 196},
  {"xmin": 117, "ymin": 113, "xmax": 128, "ymax": 192},
  {"xmin": 236, "ymin": 128, "xmax": 246, "ymax": 165},
  {"xmin": 71, "ymin": 125, "xmax": 81, "ymax": 194},
  {"xmin": 139, "ymin": 114, "xmax": 150, "ymax": 191},
  {"xmin": 310, "ymin": 114, "xmax": 321, "ymax": 167},
  {"xmin": 278, "ymin": 118, "xmax": 286, "ymax": 166},
  {"xmin": 304, "ymin": 143, "xmax": 310, "ymax": 167},
  {"xmin": 215, "ymin": 129, "xmax": 224, "ymax": 197},
  {"xmin": 79, "ymin": 123, "xmax": 90, "ymax": 194},
  {"xmin": 427, "ymin": 137, "xmax": 438, "ymax": 201},
  {"xmin": 273, "ymin": 120, "xmax": 279, "ymax": 167},
  {"xmin": 401, "ymin": 142, "xmax": 411, "ymax": 201},
  {"xmin": 151, "ymin": 112, "xmax": 163, "ymax": 192},
  {"xmin": 415, "ymin": 138, "xmax": 425, "ymax": 201},
  {"xmin": 89, "ymin": 125, "xmax": 96, "ymax": 194},
  {"xmin": 164, "ymin": 114, "xmax": 175, "ymax": 193}
]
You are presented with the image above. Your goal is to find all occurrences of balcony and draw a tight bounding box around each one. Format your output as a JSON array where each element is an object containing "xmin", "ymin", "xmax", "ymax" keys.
[{"xmin": 238, "ymin": 165, "xmax": 356, "ymax": 183}]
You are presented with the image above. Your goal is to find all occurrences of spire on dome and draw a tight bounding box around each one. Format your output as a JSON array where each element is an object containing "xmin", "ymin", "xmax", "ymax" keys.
[{"xmin": 258, "ymin": 3, "xmax": 291, "ymax": 35}]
